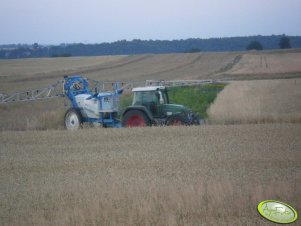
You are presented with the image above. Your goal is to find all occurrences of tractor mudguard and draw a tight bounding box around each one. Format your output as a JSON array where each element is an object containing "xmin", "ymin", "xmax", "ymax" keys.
[{"xmin": 122, "ymin": 106, "xmax": 153, "ymax": 122}]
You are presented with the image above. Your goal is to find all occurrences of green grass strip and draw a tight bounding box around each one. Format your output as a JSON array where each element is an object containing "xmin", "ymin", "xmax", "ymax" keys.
[{"xmin": 168, "ymin": 84, "xmax": 226, "ymax": 118}]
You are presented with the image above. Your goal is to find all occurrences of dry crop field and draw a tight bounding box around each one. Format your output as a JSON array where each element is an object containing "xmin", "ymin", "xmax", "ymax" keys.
[
  {"xmin": 208, "ymin": 78, "xmax": 301, "ymax": 124},
  {"xmin": 1, "ymin": 125, "xmax": 300, "ymax": 226},
  {"xmin": 1, "ymin": 50, "xmax": 301, "ymax": 225},
  {"xmin": 226, "ymin": 49, "xmax": 301, "ymax": 77}
]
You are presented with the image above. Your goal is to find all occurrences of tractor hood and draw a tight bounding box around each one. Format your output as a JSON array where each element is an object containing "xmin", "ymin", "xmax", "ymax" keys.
[{"xmin": 162, "ymin": 104, "xmax": 190, "ymax": 116}]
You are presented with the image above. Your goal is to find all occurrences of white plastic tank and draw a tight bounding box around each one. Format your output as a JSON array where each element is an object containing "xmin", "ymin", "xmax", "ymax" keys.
[{"xmin": 75, "ymin": 94, "xmax": 99, "ymax": 119}]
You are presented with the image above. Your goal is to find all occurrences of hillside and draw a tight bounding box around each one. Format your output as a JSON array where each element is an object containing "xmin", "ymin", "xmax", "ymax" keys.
[{"xmin": 1, "ymin": 49, "xmax": 301, "ymax": 92}]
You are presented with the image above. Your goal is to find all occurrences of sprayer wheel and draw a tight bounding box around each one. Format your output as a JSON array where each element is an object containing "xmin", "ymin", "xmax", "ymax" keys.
[{"xmin": 64, "ymin": 108, "xmax": 83, "ymax": 130}]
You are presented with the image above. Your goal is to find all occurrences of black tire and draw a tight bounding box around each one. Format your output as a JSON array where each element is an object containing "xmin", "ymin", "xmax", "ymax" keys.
[
  {"xmin": 64, "ymin": 108, "xmax": 83, "ymax": 130},
  {"xmin": 192, "ymin": 114, "xmax": 203, "ymax": 125},
  {"xmin": 122, "ymin": 110, "xmax": 151, "ymax": 127},
  {"xmin": 165, "ymin": 114, "xmax": 189, "ymax": 126}
]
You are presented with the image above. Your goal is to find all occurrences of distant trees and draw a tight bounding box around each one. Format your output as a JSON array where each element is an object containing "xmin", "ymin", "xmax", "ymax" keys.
[
  {"xmin": 279, "ymin": 36, "xmax": 291, "ymax": 49},
  {"xmin": 184, "ymin": 48, "xmax": 201, "ymax": 53},
  {"xmin": 32, "ymin": 43, "xmax": 39, "ymax": 49},
  {"xmin": 51, "ymin": 53, "xmax": 72, "ymax": 57},
  {"xmin": 246, "ymin": 41, "xmax": 263, "ymax": 50},
  {"xmin": 1, "ymin": 35, "xmax": 301, "ymax": 59}
]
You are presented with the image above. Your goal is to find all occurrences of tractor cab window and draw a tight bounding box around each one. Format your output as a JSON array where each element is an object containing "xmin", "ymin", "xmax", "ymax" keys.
[
  {"xmin": 132, "ymin": 89, "xmax": 168, "ymax": 106},
  {"xmin": 158, "ymin": 90, "xmax": 168, "ymax": 104},
  {"xmin": 132, "ymin": 91, "xmax": 157, "ymax": 105}
]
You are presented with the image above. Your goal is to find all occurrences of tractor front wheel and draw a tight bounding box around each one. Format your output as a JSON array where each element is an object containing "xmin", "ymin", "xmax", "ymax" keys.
[
  {"xmin": 64, "ymin": 108, "xmax": 83, "ymax": 130},
  {"xmin": 122, "ymin": 110, "xmax": 151, "ymax": 127}
]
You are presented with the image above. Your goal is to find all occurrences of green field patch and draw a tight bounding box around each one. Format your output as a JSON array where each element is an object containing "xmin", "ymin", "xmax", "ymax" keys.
[{"xmin": 168, "ymin": 84, "xmax": 226, "ymax": 118}]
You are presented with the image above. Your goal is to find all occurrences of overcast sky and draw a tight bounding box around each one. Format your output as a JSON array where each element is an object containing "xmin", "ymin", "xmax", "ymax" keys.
[{"xmin": 0, "ymin": 0, "xmax": 300, "ymax": 44}]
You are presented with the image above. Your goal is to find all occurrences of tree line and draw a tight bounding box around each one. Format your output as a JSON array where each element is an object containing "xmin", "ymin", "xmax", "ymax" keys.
[
  {"xmin": 0, "ymin": 35, "xmax": 300, "ymax": 59},
  {"xmin": 246, "ymin": 36, "xmax": 293, "ymax": 50}
]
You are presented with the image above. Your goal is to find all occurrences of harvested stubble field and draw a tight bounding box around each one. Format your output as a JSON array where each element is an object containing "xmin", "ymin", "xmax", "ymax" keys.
[
  {"xmin": 1, "ymin": 125, "xmax": 300, "ymax": 226},
  {"xmin": 1, "ymin": 50, "xmax": 301, "ymax": 225}
]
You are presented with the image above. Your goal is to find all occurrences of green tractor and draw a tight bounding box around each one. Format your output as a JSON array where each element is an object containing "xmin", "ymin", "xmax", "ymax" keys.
[{"xmin": 122, "ymin": 86, "xmax": 201, "ymax": 127}]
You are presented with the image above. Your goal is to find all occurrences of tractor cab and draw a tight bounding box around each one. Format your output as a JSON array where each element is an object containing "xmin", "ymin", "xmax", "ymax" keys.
[
  {"xmin": 132, "ymin": 86, "xmax": 168, "ymax": 105},
  {"xmin": 131, "ymin": 86, "xmax": 169, "ymax": 117}
]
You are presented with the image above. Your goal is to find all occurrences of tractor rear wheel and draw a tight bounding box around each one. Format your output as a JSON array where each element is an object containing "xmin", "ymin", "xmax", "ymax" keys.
[
  {"xmin": 192, "ymin": 114, "xmax": 203, "ymax": 125},
  {"xmin": 64, "ymin": 108, "xmax": 83, "ymax": 130},
  {"xmin": 122, "ymin": 110, "xmax": 151, "ymax": 127},
  {"xmin": 166, "ymin": 114, "xmax": 188, "ymax": 126}
]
